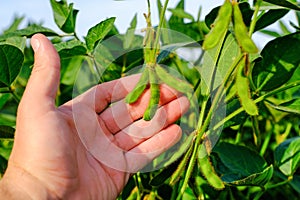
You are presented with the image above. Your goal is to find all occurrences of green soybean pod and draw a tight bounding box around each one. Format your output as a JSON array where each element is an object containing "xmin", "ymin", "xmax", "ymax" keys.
[
  {"xmin": 202, "ymin": 0, "xmax": 232, "ymax": 50},
  {"xmin": 143, "ymin": 69, "xmax": 160, "ymax": 121},
  {"xmin": 198, "ymin": 155, "xmax": 225, "ymax": 190},
  {"xmin": 236, "ymin": 58, "xmax": 258, "ymax": 116},
  {"xmin": 125, "ymin": 67, "xmax": 149, "ymax": 104},
  {"xmin": 233, "ymin": 2, "xmax": 258, "ymax": 53},
  {"xmin": 155, "ymin": 64, "xmax": 194, "ymax": 94},
  {"xmin": 169, "ymin": 139, "xmax": 194, "ymax": 185}
]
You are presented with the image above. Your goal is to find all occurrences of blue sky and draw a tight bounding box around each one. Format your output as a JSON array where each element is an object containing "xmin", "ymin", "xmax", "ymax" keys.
[
  {"xmin": 0, "ymin": 0, "xmax": 297, "ymax": 48},
  {"xmin": 0, "ymin": 0, "xmax": 223, "ymax": 36}
]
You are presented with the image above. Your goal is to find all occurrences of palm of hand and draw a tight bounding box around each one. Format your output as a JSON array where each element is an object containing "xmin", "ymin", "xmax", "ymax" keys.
[{"xmin": 4, "ymin": 34, "xmax": 189, "ymax": 200}]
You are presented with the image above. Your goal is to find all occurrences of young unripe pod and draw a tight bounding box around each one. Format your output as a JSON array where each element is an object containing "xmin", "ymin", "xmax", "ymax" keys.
[
  {"xmin": 233, "ymin": 2, "xmax": 258, "ymax": 53},
  {"xmin": 143, "ymin": 68, "xmax": 160, "ymax": 121},
  {"xmin": 236, "ymin": 57, "xmax": 258, "ymax": 116},
  {"xmin": 202, "ymin": 0, "xmax": 232, "ymax": 50},
  {"xmin": 125, "ymin": 67, "xmax": 149, "ymax": 104},
  {"xmin": 198, "ymin": 155, "xmax": 225, "ymax": 190}
]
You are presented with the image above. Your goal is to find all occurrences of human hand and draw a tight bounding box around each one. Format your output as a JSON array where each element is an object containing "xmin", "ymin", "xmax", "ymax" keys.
[{"xmin": 0, "ymin": 34, "xmax": 189, "ymax": 199}]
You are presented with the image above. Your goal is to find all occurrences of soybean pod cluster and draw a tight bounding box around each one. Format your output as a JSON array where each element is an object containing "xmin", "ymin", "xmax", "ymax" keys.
[
  {"xmin": 203, "ymin": 0, "xmax": 258, "ymax": 54},
  {"xmin": 125, "ymin": 64, "xmax": 194, "ymax": 121},
  {"xmin": 125, "ymin": 0, "xmax": 194, "ymax": 121}
]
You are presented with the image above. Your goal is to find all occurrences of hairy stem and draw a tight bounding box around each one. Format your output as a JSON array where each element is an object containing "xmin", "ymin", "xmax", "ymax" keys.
[
  {"xmin": 153, "ymin": 0, "xmax": 169, "ymax": 58},
  {"xmin": 249, "ymin": 0, "xmax": 263, "ymax": 36},
  {"xmin": 213, "ymin": 80, "xmax": 300, "ymax": 132}
]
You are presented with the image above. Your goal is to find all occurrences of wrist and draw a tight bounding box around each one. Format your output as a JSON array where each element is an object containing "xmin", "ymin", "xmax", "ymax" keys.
[{"xmin": 0, "ymin": 164, "xmax": 58, "ymax": 200}]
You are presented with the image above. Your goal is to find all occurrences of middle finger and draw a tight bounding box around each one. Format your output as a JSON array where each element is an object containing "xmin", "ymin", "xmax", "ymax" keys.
[{"xmin": 98, "ymin": 84, "xmax": 182, "ymax": 134}]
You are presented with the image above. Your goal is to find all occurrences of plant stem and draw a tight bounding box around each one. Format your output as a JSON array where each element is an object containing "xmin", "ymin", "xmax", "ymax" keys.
[
  {"xmin": 254, "ymin": 178, "xmax": 292, "ymax": 200},
  {"xmin": 256, "ymin": 80, "xmax": 300, "ymax": 102},
  {"xmin": 266, "ymin": 178, "xmax": 292, "ymax": 190},
  {"xmin": 259, "ymin": 128, "xmax": 272, "ymax": 156},
  {"xmin": 147, "ymin": 0, "xmax": 150, "ymax": 14},
  {"xmin": 170, "ymin": 134, "xmax": 194, "ymax": 185},
  {"xmin": 0, "ymin": 85, "xmax": 20, "ymax": 103},
  {"xmin": 197, "ymin": 53, "xmax": 244, "ymax": 139},
  {"xmin": 196, "ymin": 99, "xmax": 208, "ymax": 130},
  {"xmin": 196, "ymin": 31, "xmax": 228, "ymax": 130},
  {"xmin": 153, "ymin": 0, "xmax": 169, "ymax": 58},
  {"xmin": 178, "ymin": 36, "xmax": 244, "ymax": 197},
  {"xmin": 0, "ymin": 87, "xmax": 10, "ymax": 93},
  {"xmin": 134, "ymin": 173, "xmax": 143, "ymax": 200},
  {"xmin": 212, "ymin": 80, "xmax": 300, "ymax": 131},
  {"xmin": 74, "ymin": 31, "xmax": 80, "ymax": 41},
  {"xmin": 9, "ymin": 86, "xmax": 20, "ymax": 103},
  {"xmin": 251, "ymin": 116, "xmax": 260, "ymax": 146},
  {"xmin": 178, "ymin": 90, "xmax": 221, "ymax": 198},
  {"xmin": 235, "ymin": 126, "xmax": 243, "ymax": 144},
  {"xmin": 177, "ymin": 135, "xmax": 201, "ymax": 199},
  {"xmin": 249, "ymin": 0, "xmax": 263, "ymax": 37}
]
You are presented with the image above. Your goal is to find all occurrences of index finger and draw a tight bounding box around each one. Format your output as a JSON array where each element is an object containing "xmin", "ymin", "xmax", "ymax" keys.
[{"xmin": 70, "ymin": 74, "xmax": 141, "ymax": 113}]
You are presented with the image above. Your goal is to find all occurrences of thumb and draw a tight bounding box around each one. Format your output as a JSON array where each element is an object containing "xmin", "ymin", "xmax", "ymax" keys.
[{"xmin": 21, "ymin": 34, "xmax": 60, "ymax": 114}]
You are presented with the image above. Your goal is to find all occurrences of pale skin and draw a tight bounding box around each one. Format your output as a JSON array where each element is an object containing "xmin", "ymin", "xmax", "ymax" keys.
[{"xmin": 0, "ymin": 34, "xmax": 189, "ymax": 199}]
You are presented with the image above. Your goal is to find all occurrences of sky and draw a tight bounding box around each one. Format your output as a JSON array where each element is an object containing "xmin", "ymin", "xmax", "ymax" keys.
[
  {"xmin": 0, "ymin": 0, "xmax": 223, "ymax": 36},
  {"xmin": 0, "ymin": 0, "xmax": 297, "ymax": 48}
]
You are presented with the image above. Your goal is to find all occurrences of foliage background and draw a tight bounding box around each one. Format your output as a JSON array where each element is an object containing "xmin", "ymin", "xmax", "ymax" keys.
[
  {"xmin": 0, "ymin": 0, "xmax": 296, "ymax": 47},
  {"xmin": 0, "ymin": 0, "xmax": 300, "ymax": 199}
]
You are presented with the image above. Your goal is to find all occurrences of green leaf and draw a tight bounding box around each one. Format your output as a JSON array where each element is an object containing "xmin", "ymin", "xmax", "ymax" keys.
[
  {"xmin": 289, "ymin": 175, "xmax": 300, "ymax": 193},
  {"xmin": 199, "ymin": 33, "xmax": 239, "ymax": 95},
  {"xmin": 171, "ymin": 57, "xmax": 201, "ymax": 87},
  {"xmin": 168, "ymin": 22, "xmax": 205, "ymax": 43},
  {"xmin": 0, "ymin": 140, "xmax": 13, "ymax": 160},
  {"xmin": 0, "ymin": 36, "xmax": 27, "ymax": 52},
  {"xmin": 123, "ymin": 14, "xmax": 137, "ymax": 49},
  {"xmin": 149, "ymin": 163, "xmax": 177, "ymax": 187},
  {"xmin": 157, "ymin": 42, "xmax": 193, "ymax": 63},
  {"xmin": 50, "ymin": 0, "xmax": 79, "ymax": 33},
  {"xmin": 168, "ymin": 0, "xmax": 185, "ymax": 26},
  {"xmin": 154, "ymin": 133, "xmax": 194, "ymax": 169},
  {"xmin": 0, "ymin": 125, "xmax": 15, "ymax": 139},
  {"xmin": 3, "ymin": 15, "xmax": 25, "ymax": 34},
  {"xmin": 252, "ymin": 32, "xmax": 300, "ymax": 91},
  {"xmin": 223, "ymin": 165, "xmax": 273, "ymax": 186},
  {"xmin": 204, "ymin": 5, "xmax": 220, "ymax": 28},
  {"xmin": 93, "ymin": 42, "xmax": 121, "ymax": 82},
  {"xmin": 212, "ymin": 142, "xmax": 273, "ymax": 186},
  {"xmin": 0, "ymin": 25, "xmax": 58, "ymax": 41},
  {"xmin": 54, "ymin": 39, "xmax": 87, "ymax": 58},
  {"xmin": 157, "ymin": 0, "xmax": 170, "ymax": 44},
  {"xmin": 254, "ymin": 9, "xmax": 289, "ymax": 32},
  {"xmin": 0, "ymin": 45, "xmax": 24, "ymax": 87},
  {"xmin": 263, "ymin": 0, "xmax": 300, "ymax": 11},
  {"xmin": 168, "ymin": 8, "xmax": 194, "ymax": 21},
  {"xmin": 0, "ymin": 154, "xmax": 8, "ymax": 175},
  {"xmin": 259, "ymin": 29, "xmax": 282, "ymax": 38},
  {"xmin": 182, "ymin": 187, "xmax": 197, "ymax": 200},
  {"xmin": 61, "ymin": 56, "xmax": 84, "ymax": 85},
  {"xmin": 61, "ymin": 3, "xmax": 78, "ymax": 33},
  {"xmin": 279, "ymin": 20, "xmax": 292, "ymax": 35},
  {"xmin": 93, "ymin": 43, "xmax": 115, "ymax": 71},
  {"xmin": 86, "ymin": 17, "xmax": 116, "ymax": 52},
  {"xmin": 274, "ymin": 136, "xmax": 300, "ymax": 176},
  {"xmin": 267, "ymin": 98, "xmax": 300, "ymax": 115},
  {"xmin": 223, "ymin": 98, "xmax": 247, "ymax": 128},
  {"xmin": 0, "ymin": 94, "xmax": 10, "ymax": 110}
]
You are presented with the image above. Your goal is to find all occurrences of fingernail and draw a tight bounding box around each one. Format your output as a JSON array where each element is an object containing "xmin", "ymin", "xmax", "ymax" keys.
[{"xmin": 31, "ymin": 37, "xmax": 40, "ymax": 53}]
